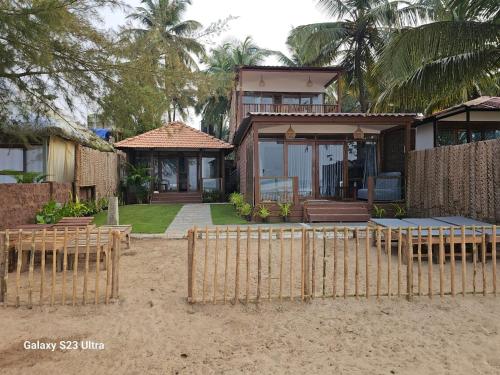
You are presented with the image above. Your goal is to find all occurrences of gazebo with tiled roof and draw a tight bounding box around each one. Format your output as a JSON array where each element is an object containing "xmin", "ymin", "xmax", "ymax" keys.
[{"xmin": 115, "ymin": 122, "xmax": 233, "ymax": 203}]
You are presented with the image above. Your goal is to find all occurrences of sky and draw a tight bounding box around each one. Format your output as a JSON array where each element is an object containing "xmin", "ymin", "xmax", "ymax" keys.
[{"xmin": 96, "ymin": 0, "xmax": 331, "ymax": 129}]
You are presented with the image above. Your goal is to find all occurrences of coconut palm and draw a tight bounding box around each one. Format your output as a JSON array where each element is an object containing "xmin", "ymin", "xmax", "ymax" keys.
[
  {"xmin": 196, "ymin": 37, "xmax": 271, "ymax": 139},
  {"xmin": 288, "ymin": 0, "xmax": 428, "ymax": 112},
  {"xmin": 374, "ymin": 0, "xmax": 500, "ymax": 113},
  {"xmin": 126, "ymin": 0, "xmax": 205, "ymax": 121}
]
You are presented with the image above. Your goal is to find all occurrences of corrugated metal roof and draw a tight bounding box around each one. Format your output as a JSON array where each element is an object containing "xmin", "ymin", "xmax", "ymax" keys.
[{"xmin": 114, "ymin": 122, "xmax": 233, "ymax": 149}]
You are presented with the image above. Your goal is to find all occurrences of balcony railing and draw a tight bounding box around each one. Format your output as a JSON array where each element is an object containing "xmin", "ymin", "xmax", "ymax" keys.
[{"xmin": 242, "ymin": 103, "xmax": 339, "ymax": 115}]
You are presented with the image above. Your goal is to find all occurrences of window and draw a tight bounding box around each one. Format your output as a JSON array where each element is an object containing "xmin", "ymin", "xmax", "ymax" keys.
[
  {"xmin": 259, "ymin": 140, "xmax": 284, "ymax": 177},
  {"xmin": 202, "ymin": 155, "xmax": 220, "ymax": 192},
  {"xmin": 0, "ymin": 146, "xmax": 44, "ymax": 183}
]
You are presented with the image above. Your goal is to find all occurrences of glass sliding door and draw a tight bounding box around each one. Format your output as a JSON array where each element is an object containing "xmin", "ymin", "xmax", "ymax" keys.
[
  {"xmin": 160, "ymin": 157, "xmax": 178, "ymax": 192},
  {"xmin": 287, "ymin": 143, "xmax": 313, "ymax": 198},
  {"xmin": 179, "ymin": 157, "xmax": 198, "ymax": 192},
  {"xmin": 317, "ymin": 143, "xmax": 344, "ymax": 198},
  {"xmin": 346, "ymin": 141, "xmax": 378, "ymax": 199}
]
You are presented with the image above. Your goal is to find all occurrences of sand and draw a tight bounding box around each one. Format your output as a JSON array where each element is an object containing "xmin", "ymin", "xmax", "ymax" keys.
[{"xmin": 1, "ymin": 238, "xmax": 500, "ymax": 374}]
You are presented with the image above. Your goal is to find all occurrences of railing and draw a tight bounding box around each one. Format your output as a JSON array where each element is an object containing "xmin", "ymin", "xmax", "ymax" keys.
[
  {"xmin": 202, "ymin": 178, "xmax": 222, "ymax": 192},
  {"xmin": 259, "ymin": 177, "xmax": 298, "ymax": 204},
  {"xmin": 243, "ymin": 103, "xmax": 339, "ymax": 115},
  {"xmin": 186, "ymin": 225, "xmax": 498, "ymax": 304}
]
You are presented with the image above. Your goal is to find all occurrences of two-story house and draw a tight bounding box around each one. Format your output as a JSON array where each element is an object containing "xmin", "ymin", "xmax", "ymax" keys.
[{"xmin": 229, "ymin": 66, "xmax": 417, "ymax": 221}]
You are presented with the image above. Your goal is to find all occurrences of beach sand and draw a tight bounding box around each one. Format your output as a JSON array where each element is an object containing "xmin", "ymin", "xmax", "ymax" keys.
[{"xmin": 1, "ymin": 238, "xmax": 500, "ymax": 374}]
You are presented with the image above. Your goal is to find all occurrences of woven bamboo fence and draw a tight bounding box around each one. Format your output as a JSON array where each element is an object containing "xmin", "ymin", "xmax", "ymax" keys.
[
  {"xmin": 407, "ymin": 139, "xmax": 500, "ymax": 222},
  {"xmin": 0, "ymin": 228, "xmax": 122, "ymax": 308},
  {"xmin": 187, "ymin": 225, "xmax": 498, "ymax": 304}
]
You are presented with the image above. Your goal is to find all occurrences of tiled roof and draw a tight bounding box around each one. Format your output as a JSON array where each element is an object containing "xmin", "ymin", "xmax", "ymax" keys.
[
  {"xmin": 114, "ymin": 122, "xmax": 233, "ymax": 149},
  {"xmin": 431, "ymin": 96, "xmax": 500, "ymax": 117}
]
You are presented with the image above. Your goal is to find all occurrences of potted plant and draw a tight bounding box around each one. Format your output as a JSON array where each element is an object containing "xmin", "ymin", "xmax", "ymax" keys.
[
  {"xmin": 256, "ymin": 205, "xmax": 271, "ymax": 223},
  {"xmin": 278, "ymin": 202, "xmax": 292, "ymax": 222},
  {"xmin": 373, "ymin": 204, "xmax": 386, "ymax": 218},
  {"xmin": 229, "ymin": 192, "xmax": 244, "ymax": 207},
  {"xmin": 391, "ymin": 203, "xmax": 406, "ymax": 219},
  {"xmin": 238, "ymin": 203, "xmax": 253, "ymax": 221}
]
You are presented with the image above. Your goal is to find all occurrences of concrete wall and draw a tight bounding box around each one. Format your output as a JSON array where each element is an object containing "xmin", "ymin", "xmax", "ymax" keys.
[
  {"xmin": 415, "ymin": 123, "xmax": 434, "ymax": 150},
  {"xmin": 0, "ymin": 182, "xmax": 72, "ymax": 230}
]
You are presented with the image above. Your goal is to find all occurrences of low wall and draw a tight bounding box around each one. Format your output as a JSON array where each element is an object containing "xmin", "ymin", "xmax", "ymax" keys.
[
  {"xmin": 0, "ymin": 182, "xmax": 72, "ymax": 230},
  {"xmin": 407, "ymin": 139, "xmax": 500, "ymax": 223}
]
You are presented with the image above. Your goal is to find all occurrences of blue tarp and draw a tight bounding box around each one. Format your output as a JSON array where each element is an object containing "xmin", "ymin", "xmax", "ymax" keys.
[{"xmin": 91, "ymin": 128, "xmax": 111, "ymax": 140}]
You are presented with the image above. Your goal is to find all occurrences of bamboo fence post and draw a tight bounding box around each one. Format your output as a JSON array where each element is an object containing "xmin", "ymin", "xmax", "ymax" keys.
[
  {"xmin": 203, "ymin": 226, "xmax": 209, "ymax": 304},
  {"xmin": 2, "ymin": 231, "xmax": 9, "ymax": 306},
  {"xmin": 355, "ymin": 228, "xmax": 360, "ymax": 299},
  {"xmin": 0, "ymin": 232, "xmax": 4, "ymax": 305},
  {"xmin": 257, "ymin": 227, "xmax": 262, "ymax": 303},
  {"xmin": 305, "ymin": 228, "xmax": 310, "ymax": 300},
  {"xmin": 111, "ymin": 230, "xmax": 121, "ymax": 299},
  {"xmin": 472, "ymin": 226, "xmax": 477, "ymax": 295},
  {"xmin": 51, "ymin": 229, "xmax": 56, "ymax": 306},
  {"xmin": 94, "ymin": 228, "xmax": 101, "ymax": 305},
  {"xmin": 428, "ymin": 227, "xmax": 433, "ymax": 299},
  {"xmin": 417, "ymin": 226, "xmax": 422, "ymax": 296},
  {"xmin": 40, "ymin": 229, "xmax": 46, "ymax": 306},
  {"xmin": 15, "ymin": 230, "xmax": 22, "ymax": 307},
  {"xmin": 192, "ymin": 226, "xmax": 198, "ymax": 303},
  {"xmin": 450, "ymin": 226, "xmax": 456, "ymax": 297},
  {"xmin": 312, "ymin": 228, "xmax": 316, "ymax": 299},
  {"xmin": 62, "ymin": 227, "xmax": 68, "ymax": 305},
  {"xmin": 224, "ymin": 226, "xmax": 229, "ymax": 304},
  {"xmin": 461, "ymin": 226, "xmax": 466, "ymax": 297},
  {"xmin": 246, "ymin": 226, "xmax": 251, "ymax": 304},
  {"xmin": 279, "ymin": 228, "xmax": 284, "ymax": 302},
  {"xmin": 492, "ymin": 226, "xmax": 497, "ymax": 296},
  {"xmin": 386, "ymin": 227, "xmax": 391, "ymax": 298},
  {"xmin": 376, "ymin": 227, "xmax": 381, "ymax": 299},
  {"xmin": 28, "ymin": 231, "xmax": 35, "ymax": 308},
  {"xmin": 301, "ymin": 228, "xmax": 305, "ymax": 301},
  {"xmin": 439, "ymin": 227, "xmax": 444, "ymax": 299},
  {"xmin": 105, "ymin": 240, "xmax": 111, "ymax": 304},
  {"xmin": 83, "ymin": 226, "xmax": 90, "ymax": 305},
  {"xmin": 343, "ymin": 227, "xmax": 348, "ymax": 299},
  {"xmin": 72, "ymin": 227, "xmax": 80, "ymax": 306},
  {"xmin": 406, "ymin": 228, "xmax": 414, "ymax": 301},
  {"xmin": 213, "ymin": 227, "xmax": 220, "ymax": 304},
  {"xmin": 365, "ymin": 227, "xmax": 370, "ymax": 299},
  {"xmin": 481, "ymin": 228, "xmax": 486, "ymax": 296},
  {"xmin": 268, "ymin": 227, "xmax": 272, "ymax": 301},
  {"xmin": 187, "ymin": 229, "xmax": 194, "ymax": 303},
  {"xmin": 322, "ymin": 227, "xmax": 327, "ymax": 297},
  {"xmin": 290, "ymin": 227, "xmax": 294, "ymax": 301},
  {"xmin": 234, "ymin": 226, "xmax": 241, "ymax": 304},
  {"xmin": 397, "ymin": 227, "xmax": 402, "ymax": 297},
  {"xmin": 333, "ymin": 227, "xmax": 338, "ymax": 299}
]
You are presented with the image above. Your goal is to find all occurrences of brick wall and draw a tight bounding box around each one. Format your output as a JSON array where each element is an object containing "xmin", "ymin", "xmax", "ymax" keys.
[
  {"xmin": 0, "ymin": 182, "xmax": 72, "ymax": 230},
  {"xmin": 237, "ymin": 128, "xmax": 253, "ymax": 197}
]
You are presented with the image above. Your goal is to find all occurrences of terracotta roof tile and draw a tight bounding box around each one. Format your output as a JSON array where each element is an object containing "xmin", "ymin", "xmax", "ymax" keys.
[{"xmin": 114, "ymin": 122, "xmax": 233, "ymax": 149}]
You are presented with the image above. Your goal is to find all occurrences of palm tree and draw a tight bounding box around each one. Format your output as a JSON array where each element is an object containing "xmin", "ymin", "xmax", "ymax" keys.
[
  {"xmin": 126, "ymin": 0, "xmax": 205, "ymax": 121},
  {"xmin": 288, "ymin": 0, "xmax": 427, "ymax": 112},
  {"xmin": 374, "ymin": 0, "xmax": 500, "ymax": 113},
  {"xmin": 196, "ymin": 37, "xmax": 271, "ymax": 139}
]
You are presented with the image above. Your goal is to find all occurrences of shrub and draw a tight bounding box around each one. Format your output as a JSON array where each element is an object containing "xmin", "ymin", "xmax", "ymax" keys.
[
  {"xmin": 278, "ymin": 202, "xmax": 292, "ymax": 218},
  {"xmin": 391, "ymin": 203, "xmax": 406, "ymax": 219},
  {"xmin": 229, "ymin": 192, "xmax": 244, "ymax": 207},
  {"xmin": 238, "ymin": 203, "xmax": 252, "ymax": 218},
  {"xmin": 373, "ymin": 205, "xmax": 386, "ymax": 218},
  {"xmin": 203, "ymin": 190, "xmax": 222, "ymax": 203},
  {"xmin": 255, "ymin": 205, "xmax": 270, "ymax": 220}
]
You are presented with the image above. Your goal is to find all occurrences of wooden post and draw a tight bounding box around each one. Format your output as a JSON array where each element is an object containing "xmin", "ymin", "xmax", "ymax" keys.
[
  {"xmin": 406, "ymin": 228, "xmax": 413, "ymax": 301},
  {"xmin": 367, "ymin": 176, "xmax": 374, "ymax": 208},
  {"xmin": 450, "ymin": 226, "xmax": 455, "ymax": 297},
  {"xmin": 304, "ymin": 228, "xmax": 310, "ymax": 300},
  {"xmin": 343, "ymin": 227, "xmax": 348, "ymax": 299},
  {"xmin": 398, "ymin": 227, "xmax": 402, "ymax": 297},
  {"xmin": 268, "ymin": 227, "xmax": 272, "ymax": 301},
  {"xmin": 333, "ymin": 227, "xmax": 338, "ymax": 299},
  {"xmin": 290, "ymin": 228, "xmax": 294, "ymax": 301},
  {"xmin": 94, "ymin": 228, "xmax": 101, "ymax": 304},
  {"xmin": 40, "ymin": 230, "xmax": 46, "ymax": 306},
  {"xmin": 83, "ymin": 226, "xmax": 90, "ymax": 305},
  {"xmin": 492, "ymin": 226, "xmax": 497, "ymax": 296},
  {"xmin": 203, "ymin": 226, "xmax": 209, "ymax": 304},
  {"xmin": 417, "ymin": 226, "xmax": 422, "ymax": 296},
  {"xmin": 107, "ymin": 196, "xmax": 119, "ymax": 225},
  {"xmin": 16, "ymin": 230, "xmax": 23, "ymax": 307},
  {"xmin": 365, "ymin": 227, "xmax": 370, "ymax": 299},
  {"xmin": 438, "ymin": 227, "xmax": 444, "ymax": 299},
  {"xmin": 62, "ymin": 227, "xmax": 68, "ymax": 305},
  {"xmin": 105, "ymin": 238, "xmax": 111, "ymax": 304},
  {"xmin": 72, "ymin": 228, "xmax": 80, "ymax": 306},
  {"xmin": 376, "ymin": 227, "xmax": 381, "ymax": 299},
  {"xmin": 111, "ymin": 230, "xmax": 121, "ymax": 299},
  {"xmin": 51, "ymin": 229, "xmax": 56, "ymax": 306},
  {"xmin": 355, "ymin": 228, "xmax": 360, "ymax": 299},
  {"xmin": 0, "ymin": 231, "xmax": 6, "ymax": 305},
  {"xmin": 461, "ymin": 225, "xmax": 466, "ymax": 297},
  {"xmin": 472, "ymin": 226, "xmax": 477, "ymax": 295},
  {"xmin": 214, "ymin": 227, "xmax": 220, "ymax": 304},
  {"xmin": 28, "ymin": 231, "xmax": 35, "ymax": 308},
  {"xmin": 187, "ymin": 229, "xmax": 194, "ymax": 303},
  {"xmin": 223, "ymin": 226, "xmax": 229, "ymax": 304},
  {"xmin": 246, "ymin": 226, "xmax": 250, "ymax": 304},
  {"xmin": 428, "ymin": 227, "xmax": 433, "ymax": 299},
  {"xmin": 481, "ymin": 228, "xmax": 486, "ymax": 296},
  {"xmin": 279, "ymin": 228, "xmax": 284, "ymax": 302},
  {"xmin": 234, "ymin": 226, "xmax": 241, "ymax": 304},
  {"xmin": 386, "ymin": 227, "xmax": 391, "ymax": 297},
  {"xmin": 322, "ymin": 227, "xmax": 327, "ymax": 297},
  {"xmin": 257, "ymin": 227, "xmax": 262, "ymax": 303},
  {"xmin": 311, "ymin": 228, "xmax": 316, "ymax": 299},
  {"xmin": 301, "ymin": 228, "xmax": 305, "ymax": 301}
]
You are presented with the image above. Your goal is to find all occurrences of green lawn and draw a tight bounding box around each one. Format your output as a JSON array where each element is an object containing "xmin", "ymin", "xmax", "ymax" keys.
[
  {"xmin": 93, "ymin": 204, "xmax": 182, "ymax": 233},
  {"xmin": 210, "ymin": 204, "xmax": 248, "ymax": 225}
]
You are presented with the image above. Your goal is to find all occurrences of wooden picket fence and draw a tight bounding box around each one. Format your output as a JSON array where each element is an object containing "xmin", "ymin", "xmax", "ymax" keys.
[
  {"xmin": 187, "ymin": 225, "xmax": 498, "ymax": 304},
  {"xmin": 0, "ymin": 228, "xmax": 122, "ymax": 308}
]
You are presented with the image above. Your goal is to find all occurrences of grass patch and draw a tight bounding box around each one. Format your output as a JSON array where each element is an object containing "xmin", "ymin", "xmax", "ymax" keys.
[
  {"xmin": 210, "ymin": 204, "xmax": 248, "ymax": 225},
  {"xmin": 93, "ymin": 204, "xmax": 182, "ymax": 233}
]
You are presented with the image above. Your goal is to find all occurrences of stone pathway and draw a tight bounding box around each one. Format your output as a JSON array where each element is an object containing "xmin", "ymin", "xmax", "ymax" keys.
[{"xmin": 164, "ymin": 203, "xmax": 213, "ymax": 238}]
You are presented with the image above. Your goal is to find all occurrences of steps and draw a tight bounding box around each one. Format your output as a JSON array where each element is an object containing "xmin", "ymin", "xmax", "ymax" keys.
[
  {"xmin": 151, "ymin": 192, "xmax": 202, "ymax": 204},
  {"xmin": 304, "ymin": 200, "xmax": 370, "ymax": 223}
]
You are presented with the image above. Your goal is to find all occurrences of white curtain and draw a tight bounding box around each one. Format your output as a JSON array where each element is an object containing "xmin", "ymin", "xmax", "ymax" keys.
[
  {"xmin": 288, "ymin": 144, "xmax": 312, "ymax": 197},
  {"xmin": 319, "ymin": 144, "xmax": 343, "ymax": 197},
  {"xmin": 47, "ymin": 136, "xmax": 75, "ymax": 182}
]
